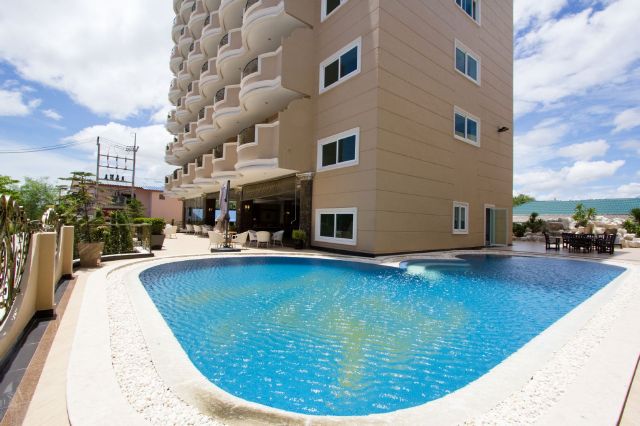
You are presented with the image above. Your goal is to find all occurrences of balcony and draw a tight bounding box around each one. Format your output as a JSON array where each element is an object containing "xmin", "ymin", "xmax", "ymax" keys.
[
  {"xmin": 212, "ymin": 84, "xmax": 241, "ymax": 128},
  {"xmin": 187, "ymin": 0, "xmax": 208, "ymax": 38},
  {"xmin": 177, "ymin": 63, "xmax": 192, "ymax": 90},
  {"xmin": 235, "ymin": 122, "xmax": 279, "ymax": 172},
  {"xmin": 185, "ymin": 81, "xmax": 205, "ymax": 113},
  {"xmin": 183, "ymin": 122, "xmax": 200, "ymax": 147},
  {"xmin": 219, "ymin": 0, "xmax": 244, "ymax": 31},
  {"xmin": 178, "ymin": 27, "xmax": 194, "ymax": 57},
  {"xmin": 199, "ymin": 59, "xmax": 222, "ymax": 100},
  {"xmin": 212, "ymin": 141, "xmax": 240, "ymax": 180},
  {"xmin": 179, "ymin": 0, "xmax": 195, "ymax": 23},
  {"xmin": 216, "ymin": 29, "xmax": 245, "ymax": 83},
  {"xmin": 165, "ymin": 110, "xmax": 182, "ymax": 134},
  {"xmin": 175, "ymin": 97, "xmax": 192, "ymax": 123},
  {"xmin": 180, "ymin": 161, "xmax": 197, "ymax": 187},
  {"xmin": 172, "ymin": 134, "xmax": 189, "ymax": 155},
  {"xmin": 196, "ymin": 106, "xmax": 217, "ymax": 142},
  {"xmin": 186, "ymin": 40, "xmax": 206, "ymax": 77},
  {"xmin": 242, "ymin": 0, "xmax": 312, "ymax": 57},
  {"xmin": 194, "ymin": 153, "xmax": 215, "ymax": 184},
  {"xmin": 168, "ymin": 78, "xmax": 184, "ymax": 104},
  {"xmin": 201, "ymin": 12, "xmax": 223, "ymax": 58},
  {"xmin": 172, "ymin": 16, "xmax": 185, "ymax": 44},
  {"xmin": 170, "ymin": 46, "xmax": 184, "ymax": 74}
]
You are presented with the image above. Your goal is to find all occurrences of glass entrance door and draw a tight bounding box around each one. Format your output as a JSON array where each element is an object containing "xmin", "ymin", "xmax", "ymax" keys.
[{"xmin": 488, "ymin": 208, "xmax": 508, "ymax": 246}]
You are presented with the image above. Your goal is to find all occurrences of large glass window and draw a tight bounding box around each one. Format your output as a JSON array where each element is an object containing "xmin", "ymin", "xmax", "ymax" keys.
[
  {"xmin": 453, "ymin": 202, "xmax": 469, "ymax": 234},
  {"xmin": 317, "ymin": 128, "xmax": 359, "ymax": 171},
  {"xmin": 455, "ymin": 41, "xmax": 480, "ymax": 83},
  {"xmin": 319, "ymin": 38, "xmax": 361, "ymax": 93},
  {"xmin": 453, "ymin": 108, "xmax": 480, "ymax": 146},
  {"xmin": 455, "ymin": 0, "xmax": 479, "ymax": 22},
  {"xmin": 315, "ymin": 208, "xmax": 357, "ymax": 245}
]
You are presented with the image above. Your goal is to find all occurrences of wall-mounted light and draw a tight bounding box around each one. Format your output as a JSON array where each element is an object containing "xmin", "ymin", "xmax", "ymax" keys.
[{"xmin": 498, "ymin": 126, "xmax": 510, "ymax": 133}]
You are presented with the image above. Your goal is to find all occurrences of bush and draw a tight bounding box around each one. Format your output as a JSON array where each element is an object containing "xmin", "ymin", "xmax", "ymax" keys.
[
  {"xmin": 513, "ymin": 223, "xmax": 527, "ymax": 237},
  {"xmin": 526, "ymin": 212, "xmax": 545, "ymax": 233},
  {"xmin": 292, "ymin": 229, "xmax": 307, "ymax": 241},
  {"xmin": 134, "ymin": 217, "xmax": 166, "ymax": 235},
  {"xmin": 623, "ymin": 219, "xmax": 640, "ymax": 235}
]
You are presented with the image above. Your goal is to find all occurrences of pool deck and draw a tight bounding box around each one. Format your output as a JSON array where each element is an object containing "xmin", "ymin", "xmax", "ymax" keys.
[{"xmin": 7, "ymin": 234, "xmax": 640, "ymax": 425}]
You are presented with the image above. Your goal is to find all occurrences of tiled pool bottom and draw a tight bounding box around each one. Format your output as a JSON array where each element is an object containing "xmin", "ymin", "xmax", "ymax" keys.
[{"xmin": 139, "ymin": 255, "xmax": 624, "ymax": 416}]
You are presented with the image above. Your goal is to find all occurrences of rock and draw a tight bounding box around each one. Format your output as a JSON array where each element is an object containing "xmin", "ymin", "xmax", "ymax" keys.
[
  {"xmin": 629, "ymin": 239, "xmax": 640, "ymax": 248},
  {"xmin": 546, "ymin": 222, "xmax": 564, "ymax": 232}
]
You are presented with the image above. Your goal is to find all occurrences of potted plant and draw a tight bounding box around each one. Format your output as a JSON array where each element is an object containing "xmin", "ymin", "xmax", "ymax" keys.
[
  {"xmin": 292, "ymin": 229, "xmax": 307, "ymax": 250},
  {"xmin": 147, "ymin": 217, "xmax": 166, "ymax": 249}
]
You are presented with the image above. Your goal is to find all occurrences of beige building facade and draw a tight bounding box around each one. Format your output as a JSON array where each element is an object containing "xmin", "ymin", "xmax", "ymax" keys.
[{"xmin": 164, "ymin": 0, "xmax": 513, "ymax": 255}]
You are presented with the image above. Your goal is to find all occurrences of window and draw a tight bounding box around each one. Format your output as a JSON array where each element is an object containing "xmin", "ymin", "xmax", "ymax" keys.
[
  {"xmin": 453, "ymin": 107, "xmax": 480, "ymax": 146},
  {"xmin": 319, "ymin": 38, "xmax": 361, "ymax": 93},
  {"xmin": 321, "ymin": 0, "xmax": 347, "ymax": 21},
  {"xmin": 315, "ymin": 208, "xmax": 357, "ymax": 245},
  {"xmin": 455, "ymin": 0, "xmax": 479, "ymax": 22},
  {"xmin": 453, "ymin": 202, "xmax": 469, "ymax": 234},
  {"xmin": 455, "ymin": 40, "xmax": 480, "ymax": 84},
  {"xmin": 317, "ymin": 128, "xmax": 359, "ymax": 171}
]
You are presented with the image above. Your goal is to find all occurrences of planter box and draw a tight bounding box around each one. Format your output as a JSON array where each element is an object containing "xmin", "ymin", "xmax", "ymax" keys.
[
  {"xmin": 78, "ymin": 242, "xmax": 105, "ymax": 268},
  {"xmin": 150, "ymin": 234, "xmax": 166, "ymax": 250}
]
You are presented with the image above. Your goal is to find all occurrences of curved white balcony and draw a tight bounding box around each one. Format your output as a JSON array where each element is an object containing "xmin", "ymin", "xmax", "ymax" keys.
[
  {"xmin": 179, "ymin": 0, "xmax": 195, "ymax": 23},
  {"xmin": 196, "ymin": 106, "xmax": 217, "ymax": 143},
  {"xmin": 204, "ymin": 0, "xmax": 222, "ymax": 13},
  {"xmin": 175, "ymin": 97, "xmax": 192, "ymax": 123},
  {"xmin": 199, "ymin": 59, "xmax": 223, "ymax": 100},
  {"xmin": 169, "ymin": 78, "xmax": 183, "ymax": 104},
  {"xmin": 174, "ymin": 0, "xmax": 184, "ymax": 14},
  {"xmin": 219, "ymin": 0, "xmax": 244, "ymax": 31},
  {"xmin": 212, "ymin": 85, "xmax": 242, "ymax": 129},
  {"xmin": 235, "ymin": 122, "xmax": 279, "ymax": 172},
  {"xmin": 194, "ymin": 153, "xmax": 215, "ymax": 184},
  {"xmin": 242, "ymin": 0, "xmax": 310, "ymax": 55},
  {"xmin": 185, "ymin": 81, "xmax": 206, "ymax": 113},
  {"xmin": 172, "ymin": 134, "xmax": 189, "ymax": 156},
  {"xmin": 172, "ymin": 16, "xmax": 185, "ymax": 44},
  {"xmin": 166, "ymin": 110, "xmax": 182, "ymax": 134},
  {"xmin": 216, "ymin": 29, "xmax": 245, "ymax": 81},
  {"xmin": 200, "ymin": 12, "xmax": 224, "ymax": 58},
  {"xmin": 186, "ymin": 41, "xmax": 206, "ymax": 77},
  {"xmin": 183, "ymin": 122, "xmax": 200, "ymax": 148},
  {"xmin": 170, "ymin": 46, "xmax": 184, "ymax": 74},
  {"xmin": 188, "ymin": 0, "xmax": 208, "ymax": 38},
  {"xmin": 212, "ymin": 141, "xmax": 240, "ymax": 180},
  {"xmin": 180, "ymin": 162, "xmax": 197, "ymax": 187},
  {"xmin": 177, "ymin": 63, "xmax": 192, "ymax": 90},
  {"xmin": 178, "ymin": 28, "xmax": 194, "ymax": 57}
]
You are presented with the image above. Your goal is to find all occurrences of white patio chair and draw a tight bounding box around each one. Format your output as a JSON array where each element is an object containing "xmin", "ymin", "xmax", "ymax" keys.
[
  {"xmin": 231, "ymin": 231, "xmax": 249, "ymax": 247},
  {"xmin": 185, "ymin": 224, "xmax": 194, "ymax": 234},
  {"xmin": 193, "ymin": 224, "xmax": 202, "ymax": 236},
  {"xmin": 201, "ymin": 224, "xmax": 212, "ymax": 236},
  {"xmin": 163, "ymin": 225, "xmax": 177, "ymax": 239},
  {"xmin": 208, "ymin": 231, "xmax": 225, "ymax": 249},
  {"xmin": 248, "ymin": 230, "xmax": 258, "ymax": 247},
  {"xmin": 256, "ymin": 231, "xmax": 271, "ymax": 248},
  {"xmin": 271, "ymin": 230, "xmax": 284, "ymax": 247}
]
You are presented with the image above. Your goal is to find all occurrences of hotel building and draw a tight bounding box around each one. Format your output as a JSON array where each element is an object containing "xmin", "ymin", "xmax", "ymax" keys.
[{"xmin": 164, "ymin": 0, "xmax": 513, "ymax": 255}]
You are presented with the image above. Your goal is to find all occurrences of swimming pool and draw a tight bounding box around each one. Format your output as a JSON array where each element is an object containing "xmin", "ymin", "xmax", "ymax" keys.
[{"xmin": 139, "ymin": 255, "xmax": 624, "ymax": 416}]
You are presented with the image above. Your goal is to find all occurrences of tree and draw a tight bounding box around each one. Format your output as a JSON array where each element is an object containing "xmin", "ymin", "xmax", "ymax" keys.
[
  {"xmin": 0, "ymin": 175, "xmax": 20, "ymax": 200},
  {"xmin": 572, "ymin": 203, "xmax": 596, "ymax": 227},
  {"xmin": 631, "ymin": 208, "xmax": 640, "ymax": 224},
  {"xmin": 126, "ymin": 197, "xmax": 145, "ymax": 219},
  {"xmin": 17, "ymin": 177, "xmax": 58, "ymax": 220},
  {"xmin": 513, "ymin": 193, "xmax": 535, "ymax": 207}
]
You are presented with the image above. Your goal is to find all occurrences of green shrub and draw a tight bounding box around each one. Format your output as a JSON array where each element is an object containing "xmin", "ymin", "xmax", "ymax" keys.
[
  {"xmin": 133, "ymin": 217, "xmax": 166, "ymax": 235},
  {"xmin": 623, "ymin": 219, "xmax": 640, "ymax": 235},
  {"xmin": 572, "ymin": 203, "xmax": 596, "ymax": 227},
  {"xmin": 292, "ymin": 229, "xmax": 307, "ymax": 241},
  {"xmin": 526, "ymin": 212, "xmax": 545, "ymax": 233},
  {"xmin": 513, "ymin": 223, "xmax": 527, "ymax": 237}
]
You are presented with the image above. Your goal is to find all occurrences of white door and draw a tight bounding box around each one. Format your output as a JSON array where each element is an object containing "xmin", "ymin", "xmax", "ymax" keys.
[{"xmin": 489, "ymin": 208, "xmax": 508, "ymax": 246}]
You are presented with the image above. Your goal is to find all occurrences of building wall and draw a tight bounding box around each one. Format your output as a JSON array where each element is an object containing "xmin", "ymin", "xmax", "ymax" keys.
[{"xmin": 149, "ymin": 191, "xmax": 183, "ymax": 225}]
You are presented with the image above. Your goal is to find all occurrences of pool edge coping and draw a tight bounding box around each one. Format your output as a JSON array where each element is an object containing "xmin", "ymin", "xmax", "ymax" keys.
[{"xmin": 100, "ymin": 252, "xmax": 640, "ymax": 425}]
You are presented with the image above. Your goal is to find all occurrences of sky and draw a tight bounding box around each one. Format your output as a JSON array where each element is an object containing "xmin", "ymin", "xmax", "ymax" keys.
[{"xmin": 0, "ymin": 0, "xmax": 639, "ymax": 199}]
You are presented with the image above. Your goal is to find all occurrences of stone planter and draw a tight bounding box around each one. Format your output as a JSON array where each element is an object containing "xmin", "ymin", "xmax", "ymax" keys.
[
  {"xmin": 150, "ymin": 234, "xmax": 166, "ymax": 250},
  {"xmin": 78, "ymin": 242, "xmax": 104, "ymax": 268}
]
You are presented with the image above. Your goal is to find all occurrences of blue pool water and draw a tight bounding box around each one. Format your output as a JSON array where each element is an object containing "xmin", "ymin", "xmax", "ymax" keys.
[{"xmin": 140, "ymin": 255, "xmax": 624, "ymax": 416}]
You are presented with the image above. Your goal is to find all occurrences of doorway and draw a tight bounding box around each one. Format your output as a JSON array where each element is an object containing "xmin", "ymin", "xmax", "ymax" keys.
[{"xmin": 486, "ymin": 206, "xmax": 508, "ymax": 246}]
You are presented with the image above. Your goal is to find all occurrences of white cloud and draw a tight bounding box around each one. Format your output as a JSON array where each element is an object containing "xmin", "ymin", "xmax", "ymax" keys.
[
  {"xmin": 514, "ymin": 0, "xmax": 640, "ymax": 117},
  {"xmin": 613, "ymin": 107, "xmax": 640, "ymax": 133},
  {"xmin": 514, "ymin": 119, "xmax": 569, "ymax": 169},
  {"xmin": 28, "ymin": 98, "xmax": 42, "ymax": 109},
  {"xmin": 42, "ymin": 108, "xmax": 63, "ymax": 121},
  {"xmin": 615, "ymin": 182, "xmax": 640, "ymax": 198},
  {"xmin": 621, "ymin": 140, "xmax": 640, "ymax": 156},
  {"xmin": 514, "ymin": 0, "xmax": 567, "ymax": 32},
  {"xmin": 0, "ymin": 0, "xmax": 174, "ymax": 119},
  {"xmin": 556, "ymin": 139, "xmax": 609, "ymax": 161},
  {"xmin": 0, "ymin": 89, "xmax": 31, "ymax": 116}
]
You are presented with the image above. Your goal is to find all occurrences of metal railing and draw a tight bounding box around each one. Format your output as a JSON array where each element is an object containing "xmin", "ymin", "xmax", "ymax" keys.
[
  {"xmin": 238, "ymin": 126, "xmax": 256, "ymax": 145},
  {"xmin": 242, "ymin": 58, "xmax": 259, "ymax": 78},
  {"xmin": 1, "ymin": 196, "xmax": 34, "ymax": 326},
  {"xmin": 215, "ymin": 88, "xmax": 226, "ymax": 103}
]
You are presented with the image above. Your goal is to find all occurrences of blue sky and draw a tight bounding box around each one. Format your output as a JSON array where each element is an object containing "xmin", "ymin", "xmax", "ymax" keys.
[{"xmin": 0, "ymin": 0, "xmax": 639, "ymax": 199}]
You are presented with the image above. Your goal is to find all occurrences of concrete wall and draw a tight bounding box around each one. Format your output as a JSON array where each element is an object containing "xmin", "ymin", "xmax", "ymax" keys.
[{"xmin": 149, "ymin": 191, "xmax": 183, "ymax": 225}]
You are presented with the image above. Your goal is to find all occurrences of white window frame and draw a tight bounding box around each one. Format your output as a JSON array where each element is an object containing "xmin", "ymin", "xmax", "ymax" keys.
[
  {"xmin": 452, "ymin": 201, "xmax": 469, "ymax": 234},
  {"xmin": 321, "ymin": 0, "xmax": 348, "ymax": 22},
  {"xmin": 315, "ymin": 207, "xmax": 358, "ymax": 245},
  {"xmin": 316, "ymin": 128, "xmax": 360, "ymax": 172},
  {"xmin": 453, "ymin": 106, "xmax": 481, "ymax": 147},
  {"xmin": 319, "ymin": 37, "xmax": 362, "ymax": 94},
  {"xmin": 454, "ymin": 0, "xmax": 481, "ymax": 24},
  {"xmin": 454, "ymin": 40, "xmax": 481, "ymax": 85}
]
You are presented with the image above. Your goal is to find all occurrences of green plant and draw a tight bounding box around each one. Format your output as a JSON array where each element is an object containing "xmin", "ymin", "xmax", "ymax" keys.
[
  {"xmin": 623, "ymin": 219, "xmax": 640, "ymax": 235},
  {"xmin": 126, "ymin": 198, "xmax": 145, "ymax": 219},
  {"xmin": 104, "ymin": 211, "xmax": 134, "ymax": 255},
  {"xmin": 513, "ymin": 193, "xmax": 535, "ymax": 207},
  {"xmin": 631, "ymin": 208, "xmax": 640, "ymax": 224},
  {"xmin": 526, "ymin": 212, "xmax": 545, "ymax": 233},
  {"xmin": 512, "ymin": 222, "xmax": 527, "ymax": 237},
  {"xmin": 133, "ymin": 217, "xmax": 166, "ymax": 235},
  {"xmin": 292, "ymin": 229, "xmax": 307, "ymax": 241},
  {"xmin": 572, "ymin": 203, "xmax": 596, "ymax": 227}
]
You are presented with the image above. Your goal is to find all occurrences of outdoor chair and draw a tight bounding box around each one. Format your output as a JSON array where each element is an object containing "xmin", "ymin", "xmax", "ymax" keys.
[
  {"xmin": 163, "ymin": 224, "xmax": 177, "ymax": 239},
  {"xmin": 544, "ymin": 232, "xmax": 560, "ymax": 251},
  {"xmin": 561, "ymin": 232, "xmax": 572, "ymax": 248},
  {"xmin": 596, "ymin": 233, "xmax": 616, "ymax": 255},
  {"xmin": 185, "ymin": 224, "xmax": 194, "ymax": 234},
  {"xmin": 193, "ymin": 224, "xmax": 202, "ymax": 236},
  {"xmin": 256, "ymin": 231, "xmax": 271, "ymax": 248},
  {"xmin": 201, "ymin": 225, "xmax": 212, "ymax": 236},
  {"xmin": 231, "ymin": 231, "xmax": 249, "ymax": 247},
  {"xmin": 248, "ymin": 230, "xmax": 258, "ymax": 247},
  {"xmin": 271, "ymin": 230, "xmax": 284, "ymax": 247},
  {"xmin": 208, "ymin": 231, "xmax": 225, "ymax": 249}
]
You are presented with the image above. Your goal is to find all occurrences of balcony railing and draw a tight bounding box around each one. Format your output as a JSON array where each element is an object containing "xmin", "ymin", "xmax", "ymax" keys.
[
  {"xmin": 214, "ymin": 145, "xmax": 224, "ymax": 158},
  {"xmin": 245, "ymin": 0, "xmax": 259, "ymax": 11},
  {"xmin": 201, "ymin": 61, "xmax": 209, "ymax": 73},
  {"xmin": 219, "ymin": 33, "xmax": 229, "ymax": 48},
  {"xmin": 238, "ymin": 126, "xmax": 256, "ymax": 145},
  {"xmin": 198, "ymin": 107, "xmax": 206, "ymax": 120},
  {"xmin": 215, "ymin": 88, "xmax": 226, "ymax": 103},
  {"xmin": 242, "ymin": 58, "xmax": 259, "ymax": 78}
]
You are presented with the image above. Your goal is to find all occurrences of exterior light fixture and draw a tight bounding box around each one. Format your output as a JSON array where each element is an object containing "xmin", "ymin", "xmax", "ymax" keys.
[{"xmin": 498, "ymin": 126, "xmax": 510, "ymax": 133}]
